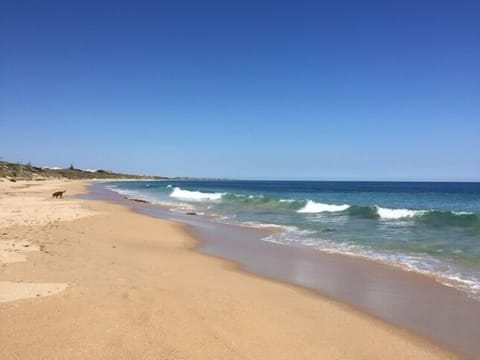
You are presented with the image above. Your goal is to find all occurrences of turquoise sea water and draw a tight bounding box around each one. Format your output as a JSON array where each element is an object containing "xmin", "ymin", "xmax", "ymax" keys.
[{"xmin": 106, "ymin": 180, "xmax": 480, "ymax": 299}]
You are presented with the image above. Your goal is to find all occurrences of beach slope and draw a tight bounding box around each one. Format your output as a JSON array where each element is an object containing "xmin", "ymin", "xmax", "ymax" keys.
[{"xmin": 0, "ymin": 180, "xmax": 455, "ymax": 359}]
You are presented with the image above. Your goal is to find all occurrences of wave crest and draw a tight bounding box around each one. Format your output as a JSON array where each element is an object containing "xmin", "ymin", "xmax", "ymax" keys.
[
  {"xmin": 170, "ymin": 187, "xmax": 224, "ymax": 201},
  {"xmin": 375, "ymin": 206, "xmax": 425, "ymax": 219},
  {"xmin": 297, "ymin": 200, "xmax": 350, "ymax": 213}
]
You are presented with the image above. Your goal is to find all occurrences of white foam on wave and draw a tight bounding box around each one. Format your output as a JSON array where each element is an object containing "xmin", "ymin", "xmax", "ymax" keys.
[
  {"xmin": 170, "ymin": 187, "xmax": 224, "ymax": 201},
  {"xmin": 297, "ymin": 200, "xmax": 350, "ymax": 213},
  {"xmin": 375, "ymin": 206, "xmax": 425, "ymax": 219},
  {"xmin": 453, "ymin": 211, "xmax": 474, "ymax": 215}
]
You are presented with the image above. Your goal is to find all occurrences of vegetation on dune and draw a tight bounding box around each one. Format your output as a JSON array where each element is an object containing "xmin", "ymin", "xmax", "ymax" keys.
[{"xmin": 0, "ymin": 160, "xmax": 167, "ymax": 181}]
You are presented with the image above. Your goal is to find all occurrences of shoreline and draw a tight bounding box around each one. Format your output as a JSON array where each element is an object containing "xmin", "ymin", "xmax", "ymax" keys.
[
  {"xmin": 102, "ymin": 180, "xmax": 480, "ymax": 301},
  {"xmin": 0, "ymin": 179, "xmax": 461, "ymax": 359},
  {"xmin": 92, "ymin": 181, "xmax": 480, "ymax": 358}
]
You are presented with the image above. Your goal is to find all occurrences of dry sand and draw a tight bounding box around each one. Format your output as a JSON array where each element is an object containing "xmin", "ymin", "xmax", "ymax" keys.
[{"xmin": 0, "ymin": 179, "xmax": 456, "ymax": 359}]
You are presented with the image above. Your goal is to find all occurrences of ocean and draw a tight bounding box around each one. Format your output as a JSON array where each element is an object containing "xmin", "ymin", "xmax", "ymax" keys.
[{"xmin": 105, "ymin": 180, "xmax": 480, "ymax": 299}]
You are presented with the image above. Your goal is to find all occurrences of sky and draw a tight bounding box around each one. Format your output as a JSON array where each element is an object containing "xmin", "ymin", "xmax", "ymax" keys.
[{"xmin": 1, "ymin": 0, "xmax": 479, "ymax": 180}]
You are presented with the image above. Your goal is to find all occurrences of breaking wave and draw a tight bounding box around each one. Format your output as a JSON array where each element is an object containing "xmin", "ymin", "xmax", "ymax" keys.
[
  {"xmin": 344, "ymin": 205, "xmax": 479, "ymax": 228},
  {"xmin": 168, "ymin": 188, "xmax": 480, "ymax": 229},
  {"xmin": 375, "ymin": 206, "xmax": 425, "ymax": 219},
  {"xmin": 170, "ymin": 187, "xmax": 224, "ymax": 201},
  {"xmin": 110, "ymin": 185, "xmax": 480, "ymax": 230},
  {"xmin": 297, "ymin": 200, "xmax": 350, "ymax": 213}
]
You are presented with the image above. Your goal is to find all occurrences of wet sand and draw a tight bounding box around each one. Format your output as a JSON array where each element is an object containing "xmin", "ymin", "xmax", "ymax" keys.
[{"xmin": 87, "ymin": 182, "xmax": 480, "ymax": 359}]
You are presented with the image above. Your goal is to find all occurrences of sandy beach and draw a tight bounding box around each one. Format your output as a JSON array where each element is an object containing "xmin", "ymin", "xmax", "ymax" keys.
[{"xmin": 0, "ymin": 179, "xmax": 457, "ymax": 359}]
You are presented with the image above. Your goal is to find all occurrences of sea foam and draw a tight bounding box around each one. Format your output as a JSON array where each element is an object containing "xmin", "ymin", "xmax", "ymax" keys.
[
  {"xmin": 297, "ymin": 200, "xmax": 350, "ymax": 213},
  {"xmin": 170, "ymin": 187, "xmax": 224, "ymax": 201},
  {"xmin": 375, "ymin": 206, "xmax": 425, "ymax": 219}
]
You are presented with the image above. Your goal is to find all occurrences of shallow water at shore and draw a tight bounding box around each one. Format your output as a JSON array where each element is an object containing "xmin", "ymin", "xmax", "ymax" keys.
[{"xmin": 84, "ymin": 182, "xmax": 480, "ymax": 359}]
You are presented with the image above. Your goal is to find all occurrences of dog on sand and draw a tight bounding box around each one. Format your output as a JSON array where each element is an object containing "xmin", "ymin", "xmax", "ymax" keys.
[{"xmin": 52, "ymin": 190, "xmax": 66, "ymax": 199}]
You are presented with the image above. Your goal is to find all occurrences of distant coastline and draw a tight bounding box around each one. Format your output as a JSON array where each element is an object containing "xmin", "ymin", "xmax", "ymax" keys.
[{"xmin": 0, "ymin": 160, "xmax": 168, "ymax": 181}]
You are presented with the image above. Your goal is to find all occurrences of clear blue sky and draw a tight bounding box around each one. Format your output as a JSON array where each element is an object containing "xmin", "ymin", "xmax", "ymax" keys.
[{"xmin": 1, "ymin": 1, "xmax": 479, "ymax": 180}]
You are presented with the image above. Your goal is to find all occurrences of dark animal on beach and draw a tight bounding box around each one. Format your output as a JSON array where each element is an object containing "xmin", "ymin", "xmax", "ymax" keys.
[{"xmin": 52, "ymin": 190, "xmax": 66, "ymax": 199}]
